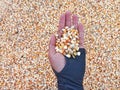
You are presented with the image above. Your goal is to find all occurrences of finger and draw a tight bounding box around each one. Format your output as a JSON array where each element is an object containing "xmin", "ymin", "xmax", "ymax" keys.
[
  {"xmin": 58, "ymin": 13, "xmax": 65, "ymax": 37},
  {"xmin": 65, "ymin": 11, "xmax": 71, "ymax": 27},
  {"xmin": 78, "ymin": 23, "xmax": 84, "ymax": 48},
  {"xmin": 49, "ymin": 34, "xmax": 56, "ymax": 58},
  {"xmin": 72, "ymin": 15, "xmax": 78, "ymax": 29}
]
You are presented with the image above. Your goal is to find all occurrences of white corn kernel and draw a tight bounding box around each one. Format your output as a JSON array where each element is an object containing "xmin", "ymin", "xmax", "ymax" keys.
[
  {"xmin": 64, "ymin": 45, "xmax": 67, "ymax": 49},
  {"xmin": 66, "ymin": 54, "xmax": 71, "ymax": 58},
  {"xmin": 70, "ymin": 44, "xmax": 74, "ymax": 48},
  {"xmin": 65, "ymin": 26, "xmax": 69, "ymax": 29},
  {"xmin": 77, "ymin": 52, "xmax": 81, "ymax": 56}
]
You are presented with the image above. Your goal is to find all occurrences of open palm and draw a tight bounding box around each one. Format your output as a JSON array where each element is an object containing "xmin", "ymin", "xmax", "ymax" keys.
[{"xmin": 48, "ymin": 11, "xmax": 84, "ymax": 73}]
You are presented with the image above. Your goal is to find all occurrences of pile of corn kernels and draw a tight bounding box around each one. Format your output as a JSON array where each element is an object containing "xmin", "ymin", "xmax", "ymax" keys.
[
  {"xmin": 0, "ymin": 0, "xmax": 119, "ymax": 90},
  {"xmin": 55, "ymin": 26, "xmax": 81, "ymax": 58}
]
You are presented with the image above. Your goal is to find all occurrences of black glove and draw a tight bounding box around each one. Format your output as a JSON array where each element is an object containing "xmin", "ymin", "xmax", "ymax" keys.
[{"xmin": 52, "ymin": 48, "xmax": 86, "ymax": 90}]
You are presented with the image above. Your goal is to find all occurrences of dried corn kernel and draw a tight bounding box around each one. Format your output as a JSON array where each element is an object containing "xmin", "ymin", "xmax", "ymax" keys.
[
  {"xmin": 77, "ymin": 52, "xmax": 81, "ymax": 56},
  {"xmin": 55, "ymin": 26, "xmax": 80, "ymax": 58}
]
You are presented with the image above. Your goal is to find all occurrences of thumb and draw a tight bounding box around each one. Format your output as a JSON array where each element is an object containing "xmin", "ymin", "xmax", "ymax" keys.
[{"xmin": 49, "ymin": 34, "xmax": 56, "ymax": 58}]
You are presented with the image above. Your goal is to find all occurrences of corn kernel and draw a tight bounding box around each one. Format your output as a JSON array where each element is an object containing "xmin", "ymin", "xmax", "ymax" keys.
[
  {"xmin": 66, "ymin": 54, "xmax": 71, "ymax": 58},
  {"xmin": 77, "ymin": 52, "xmax": 81, "ymax": 56},
  {"xmin": 64, "ymin": 45, "xmax": 67, "ymax": 49}
]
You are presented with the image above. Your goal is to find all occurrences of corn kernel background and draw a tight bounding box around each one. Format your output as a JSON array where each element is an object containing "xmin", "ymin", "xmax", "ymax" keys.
[{"xmin": 0, "ymin": 0, "xmax": 119, "ymax": 90}]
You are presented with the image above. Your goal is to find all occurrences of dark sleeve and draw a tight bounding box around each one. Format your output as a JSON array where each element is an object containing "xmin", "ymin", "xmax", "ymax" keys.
[{"xmin": 52, "ymin": 48, "xmax": 86, "ymax": 90}]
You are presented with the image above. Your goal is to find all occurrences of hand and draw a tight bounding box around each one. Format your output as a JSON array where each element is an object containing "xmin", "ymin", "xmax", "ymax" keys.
[{"xmin": 48, "ymin": 11, "xmax": 85, "ymax": 73}]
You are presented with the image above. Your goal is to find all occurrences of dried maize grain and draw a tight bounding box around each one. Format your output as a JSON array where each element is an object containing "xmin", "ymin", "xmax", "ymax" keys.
[{"xmin": 55, "ymin": 26, "xmax": 80, "ymax": 58}]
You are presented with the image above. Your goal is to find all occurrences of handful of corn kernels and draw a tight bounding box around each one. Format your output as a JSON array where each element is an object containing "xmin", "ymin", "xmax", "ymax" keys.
[{"xmin": 55, "ymin": 26, "xmax": 81, "ymax": 58}]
